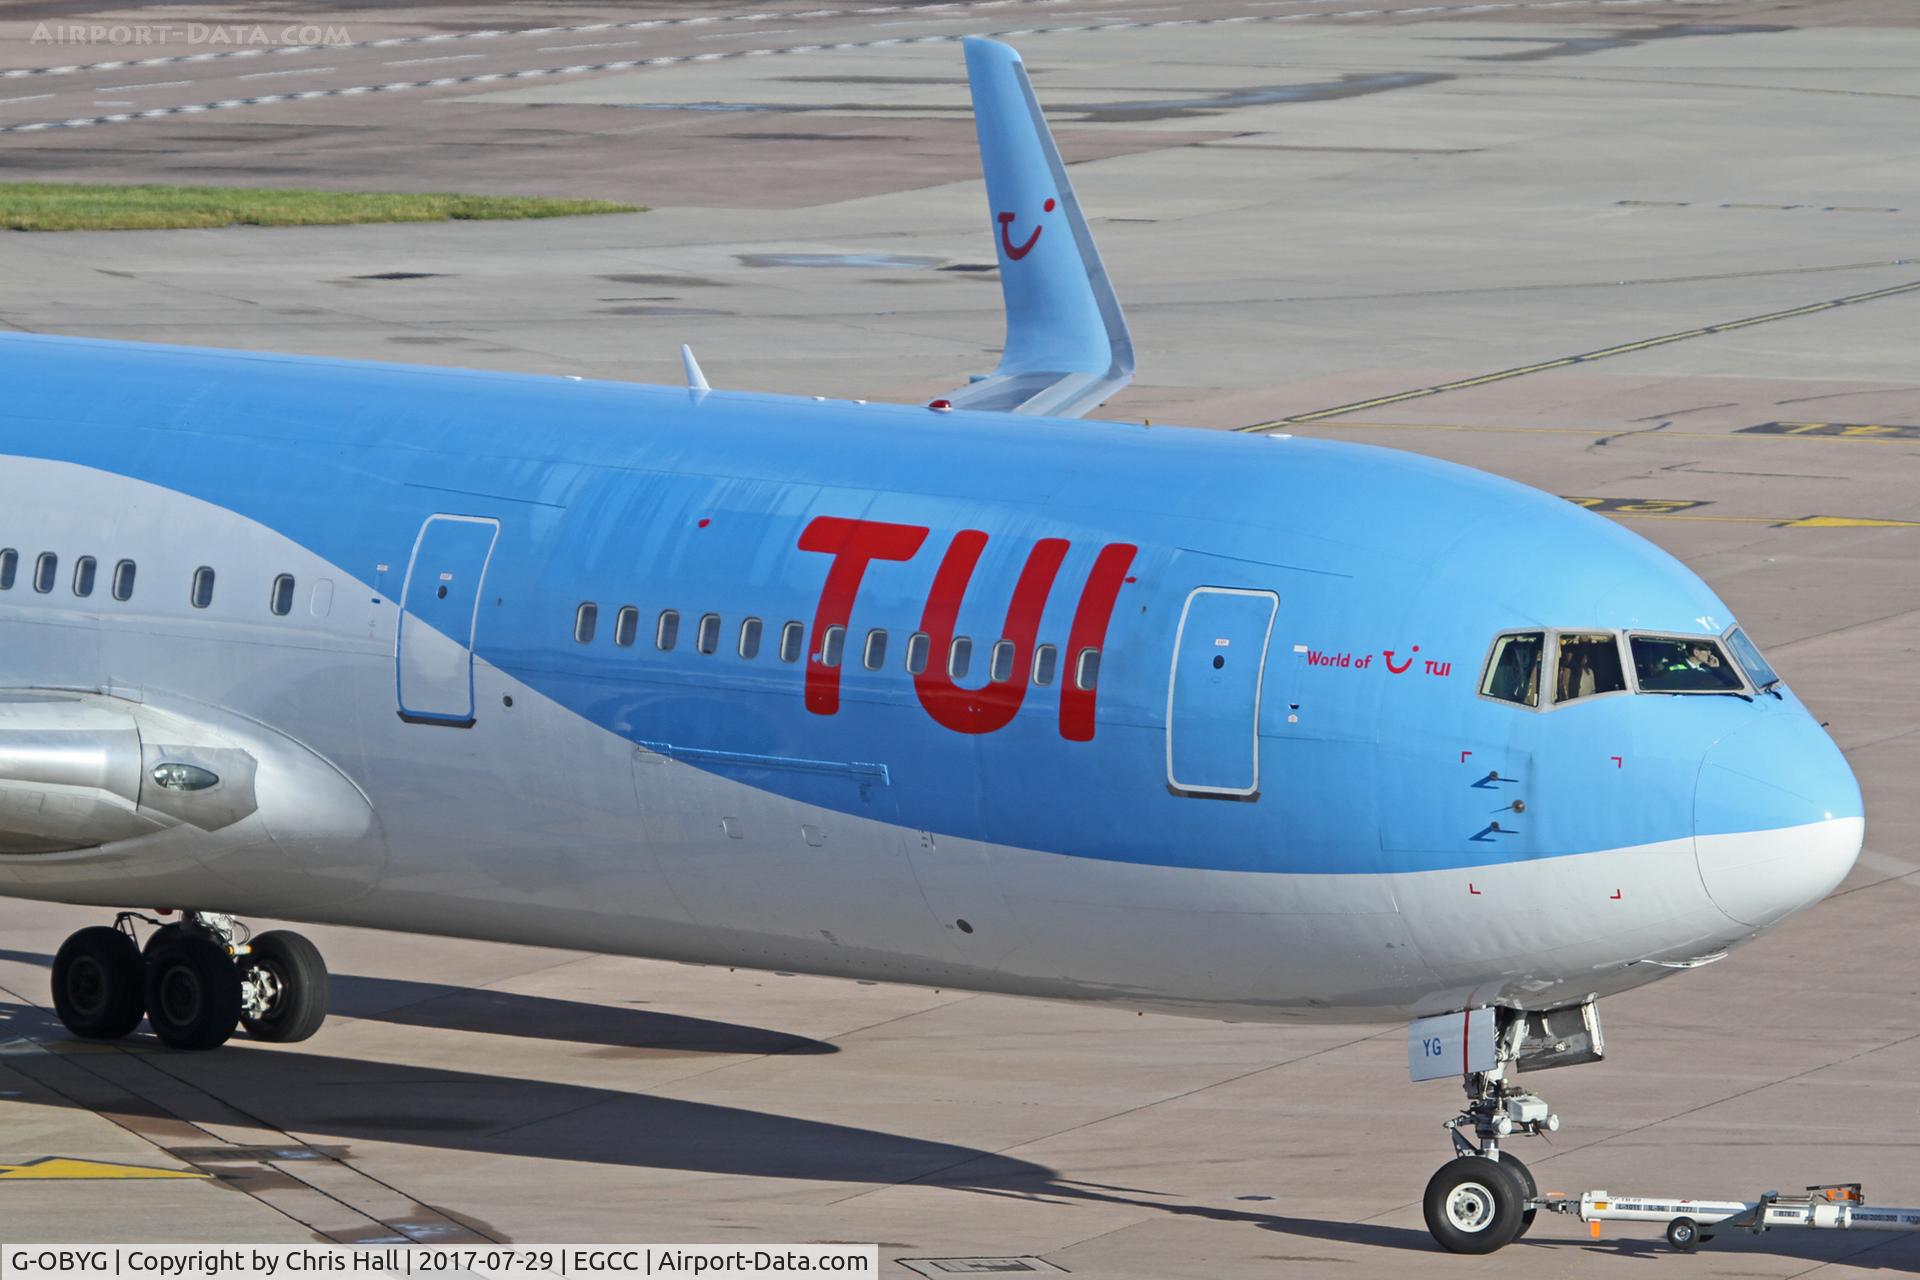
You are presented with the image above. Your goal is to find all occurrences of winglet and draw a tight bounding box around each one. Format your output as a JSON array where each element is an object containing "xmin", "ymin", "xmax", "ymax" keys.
[
  {"xmin": 681, "ymin": 343, "xmax": 710, "ymax": 394},
  {"xmin": 939, "ymin": 38, "xmax": 1134, "ymax": 419}
]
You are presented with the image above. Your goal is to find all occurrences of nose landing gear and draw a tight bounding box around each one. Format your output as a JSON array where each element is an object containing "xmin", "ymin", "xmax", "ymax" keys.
[
  {"xmin": 51, "ymin": 912, "xmax": 329, "ymax": 1050},
  {"xmin": 1412, "ymin": 1004, "xmax": 1592, "ymax": 1253},
  {"xmin": 1423, "ymin": 1070, "xmax": 1556, "ymax": 1252},
  {"xmin": 1426, "ymin": 1154, "xmax": 1536, "ymax": 1253}
]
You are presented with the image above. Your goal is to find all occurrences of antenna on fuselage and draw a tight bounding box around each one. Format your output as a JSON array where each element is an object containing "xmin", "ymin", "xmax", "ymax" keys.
[{"xmin": 681, "ymin": 344, "xmax": 710, "ymax": 395}]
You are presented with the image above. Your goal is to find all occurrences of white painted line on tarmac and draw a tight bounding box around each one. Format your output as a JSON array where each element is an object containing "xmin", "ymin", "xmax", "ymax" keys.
[
  {"xmin": 0, "ymin": 92, "xmax": 54, "ymax": 104},
  {"xmin": 93, "ymin": 79, "xmax": 191, "ymax": 92},
  {"xmin": 238, "ymin": 66, "xmax": 337, "ymax": 80},
  {"xmin": 537, "ymin": 41, "xmax": 649, "ymax": 52},
  {"xmin": 0, "ymin": 0, "xmax": 1737, "ymax": 135},
  {"xmin": 0, "ymin": 0, "xmax": 1082, "ymax": 82},
  {"xmin": 384, "ymin": 54, "xmax": 487, "ymax": 67}
]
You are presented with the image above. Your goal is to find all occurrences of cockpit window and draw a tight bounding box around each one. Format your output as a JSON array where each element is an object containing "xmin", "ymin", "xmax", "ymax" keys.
[
  {"xmin": 1725, "ymin": 627, "xmax": 1781, "ymax": 692},
  {"xmin": 1480, "ymin": 632, "xmax": 1544, "ymax": 707},
  {"xmin": 1554, "ymin": 632, "xmax": 1626, "ymax": 703},
  {"xmin": 1631, "ymin": 635, "xmax": 1745, "ymax": 694}
]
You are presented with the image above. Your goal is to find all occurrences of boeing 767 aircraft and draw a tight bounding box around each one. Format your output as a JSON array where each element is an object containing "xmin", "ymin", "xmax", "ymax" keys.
[{"xmin": 0, "ymin": 38, "xmax": 1861, "ymax": 1254}]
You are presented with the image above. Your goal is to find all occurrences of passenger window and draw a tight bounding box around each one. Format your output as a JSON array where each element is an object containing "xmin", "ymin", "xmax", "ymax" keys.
[
  {"xmin": 1480, "ymin": 633, "xmax": 1543, "ymax": 707},
  {"xmin": 190, "ymin": 566, "xmax": 215, "ymax": 609},
  {"xmin": 1032, "ymin": 643, "xmax": 1058, "ymax": 686},
  {"xmin": 1074, "ymin": 647, "xmax": 1101, "ymax": 691},
  {"xmin": 821, "ymin": 624, "xmax": 845, "ymax": 667},
  {"xmin": 112, "ymin": 560, "xmax": 135, "ymax": 602},
  {"xmin": 574, "ymin": 602, "xmax": 598, "ymax": 644},
  {"xmin": 905, "ymin": 631, "xmax": 930, "ymax": 675},
  {"xmin": 989, "ymin": 639, "xmax": 1016, "ymax": 683},
  {"xmin": 614, "ymin": 606, "xmax": 638, "ymax": 648},
  {"xmin": 738, "ymin": 617, "xmax": 762, "ymax": 659},
  {"xmin": 1631, "ymin": 635, "xmax": 1745, "ymax": 694},
  {"xmin": 72, "ymin": 556, "xmax": 96, "ymax": 598},
  {"xmin": 778, "ymin": 620, "xmax": 804, "ymax": 663},
  {"xmin": 949, "ymin": 636, "xmax": 972, "ymax": 679},
  {"xmin": 1554, "ymin": 632, "xmax": 1625, "ymax": 702},
  {"xmin": 270, "ymin": 574, "xmax": 295, "ymax": 617},
  {"xmin": 656, "ymin": 609, "xmax": 679, "ymax": 650},
  {"xmin": 696, "ymin": 613, "xmax": 721, "ymax": 655},
  {"xmin": 33, "ymin": 553, "xmax": 56, "ymax": 594},
  {"xmin": 863, "ymin": 628, "xmax": 887, "ymax": 670},
  {"xmin": 0, "ymin": 549, "xmax": 15, "ymax": 590}
]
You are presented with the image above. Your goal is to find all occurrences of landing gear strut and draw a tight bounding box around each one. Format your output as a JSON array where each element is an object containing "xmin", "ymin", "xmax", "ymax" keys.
[{"xmin": 50, "ymin": 912, "xmax": 329, "ymax": 1050}]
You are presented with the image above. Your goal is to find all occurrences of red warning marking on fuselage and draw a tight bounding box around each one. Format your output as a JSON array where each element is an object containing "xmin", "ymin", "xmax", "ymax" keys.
[
  {"xmin": 1611, "ymin": 755, "xmax": 1623, "ymax": 768},
  {"xmin": 1468, "ymin": 883, "xmax": 1481, "ymax": 896},
  {"xmin": 997, "ymin": 196, "xmax": 1056, "ymax": 261},
  {"xmin": 1460, "ymin": 750, "xmax": 1473, "ymax": 763},
  {"xmin": 1610, "ymin": 889, "xmax": 1623, "ymax": 900}
]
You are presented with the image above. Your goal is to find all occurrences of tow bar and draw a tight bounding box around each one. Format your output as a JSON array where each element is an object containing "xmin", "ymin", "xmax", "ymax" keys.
[{"xmin": 1538, "ymin": 1184, "xmax": 1920, "ymax": 1251}]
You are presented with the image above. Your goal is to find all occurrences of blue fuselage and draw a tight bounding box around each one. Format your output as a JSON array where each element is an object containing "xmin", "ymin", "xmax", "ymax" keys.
[{"xmin": 0, "ymin": 334, "xmax": 1863, "ymax": 1021}]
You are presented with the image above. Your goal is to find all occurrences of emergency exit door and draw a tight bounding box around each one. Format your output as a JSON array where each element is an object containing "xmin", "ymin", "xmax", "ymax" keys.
[
  {"xmin": 396, "ymin": 514, "xmax": 500, "ymax": 726},
  {"xmin": 1167, "ymin": 588, "xmax": 1278, "ymax": 797}
]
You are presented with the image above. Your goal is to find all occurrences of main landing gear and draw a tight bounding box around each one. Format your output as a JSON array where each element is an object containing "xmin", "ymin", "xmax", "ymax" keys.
[{"xmin": 52, "ymin": 912, "xmax": 329, "ymax": 1050}]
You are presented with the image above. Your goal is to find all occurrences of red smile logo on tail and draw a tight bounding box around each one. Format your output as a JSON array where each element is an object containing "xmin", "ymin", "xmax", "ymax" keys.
[{"xmin": 998, "ymin": 197, "xmax": 1056, "ymax": 260}]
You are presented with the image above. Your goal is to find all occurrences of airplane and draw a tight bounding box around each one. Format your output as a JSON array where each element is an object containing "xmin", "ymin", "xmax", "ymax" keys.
[{"xmin": 0, "ymin": 36, "xmax": 1861, "ymax": 1255}]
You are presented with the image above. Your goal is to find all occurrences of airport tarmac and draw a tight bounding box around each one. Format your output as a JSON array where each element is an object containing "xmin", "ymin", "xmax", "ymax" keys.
[{"xmin": 1, "ymin": 0, "xmax": 1918, "ymax": 1273}]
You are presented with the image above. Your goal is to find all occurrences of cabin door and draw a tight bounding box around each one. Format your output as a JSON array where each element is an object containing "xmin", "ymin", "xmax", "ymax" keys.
[
  {"xmin": 1167, "ymin": 588, "xmax": 1278, "ymax": 797},
  {"xmin": 396, "ymin": 514, "xmax": 500, "ymax": 726}
]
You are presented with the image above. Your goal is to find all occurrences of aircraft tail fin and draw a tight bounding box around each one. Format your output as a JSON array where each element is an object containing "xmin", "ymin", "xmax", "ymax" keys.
[{"xmin": 938, "ymin": 37, "xmax": 1134, "ymax": 420}]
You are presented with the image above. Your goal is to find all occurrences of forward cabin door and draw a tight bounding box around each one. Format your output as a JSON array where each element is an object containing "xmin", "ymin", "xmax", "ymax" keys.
[
  {"xmin": 396, "ymin": 514, "xmax": 500, "ymax": 727},
  {"xmin": 1167, "ymin": 588, "xmax": 1278, "ymax": 797}
]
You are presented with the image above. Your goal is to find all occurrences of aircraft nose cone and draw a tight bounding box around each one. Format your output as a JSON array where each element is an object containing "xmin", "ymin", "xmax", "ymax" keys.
[{"xmin": 1694, "ymin": 716, "xmax": 1863, "ymax": 928}]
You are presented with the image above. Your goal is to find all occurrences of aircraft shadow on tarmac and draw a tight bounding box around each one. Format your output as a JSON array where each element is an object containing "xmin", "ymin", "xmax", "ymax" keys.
[
  {"xmin": 1, "ymin": 966, "xmax": 1916, "ymax": 1267},
  {"xmin": 326, "ymin": 972, "xmax": 839, "ymax": 1055},
  {"xmin": 0, "ymin": 949, "xmax": 835, "ymax": 1056},
  {"xmin": 0, "ymin": 991, "xmax": 1046, "ymax": 1187}
]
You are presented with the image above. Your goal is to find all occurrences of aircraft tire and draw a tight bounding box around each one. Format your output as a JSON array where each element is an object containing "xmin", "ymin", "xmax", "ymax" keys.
[
  {"xmin": 51, "ymin": 926, "xmax": 145, "ymax": 1040},
  {"xmin": 1499, "ymin": 1152, "xmax": 1540, "ymax": 1238},
  {"xmin": 1424, "ymin": 1156, "xmax": 1527, "ymax": 1254},
  {"xmin": 239, "ymin": 930, "xmax": 329, "ymax": 1044},
  {"xmin": 143, "ymin": 934, "xmax": 242, "ymax": 1051}
]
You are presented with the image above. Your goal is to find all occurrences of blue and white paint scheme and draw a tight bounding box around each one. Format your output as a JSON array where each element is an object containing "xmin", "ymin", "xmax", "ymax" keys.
[{"xmin": 0, "ymin": 36, "xmax": 1863, "ymax": 1250}]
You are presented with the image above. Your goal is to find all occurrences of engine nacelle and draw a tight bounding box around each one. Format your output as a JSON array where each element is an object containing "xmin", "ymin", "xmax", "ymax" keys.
[{"xmin": 0, "ymin": 691, "xmax": 383, "ymax": 912}]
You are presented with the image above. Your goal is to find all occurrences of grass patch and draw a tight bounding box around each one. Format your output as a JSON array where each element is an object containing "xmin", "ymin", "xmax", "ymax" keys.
[{"xmin": 0, "ymin": 183, "xmax": 643, "ymax": 231}]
